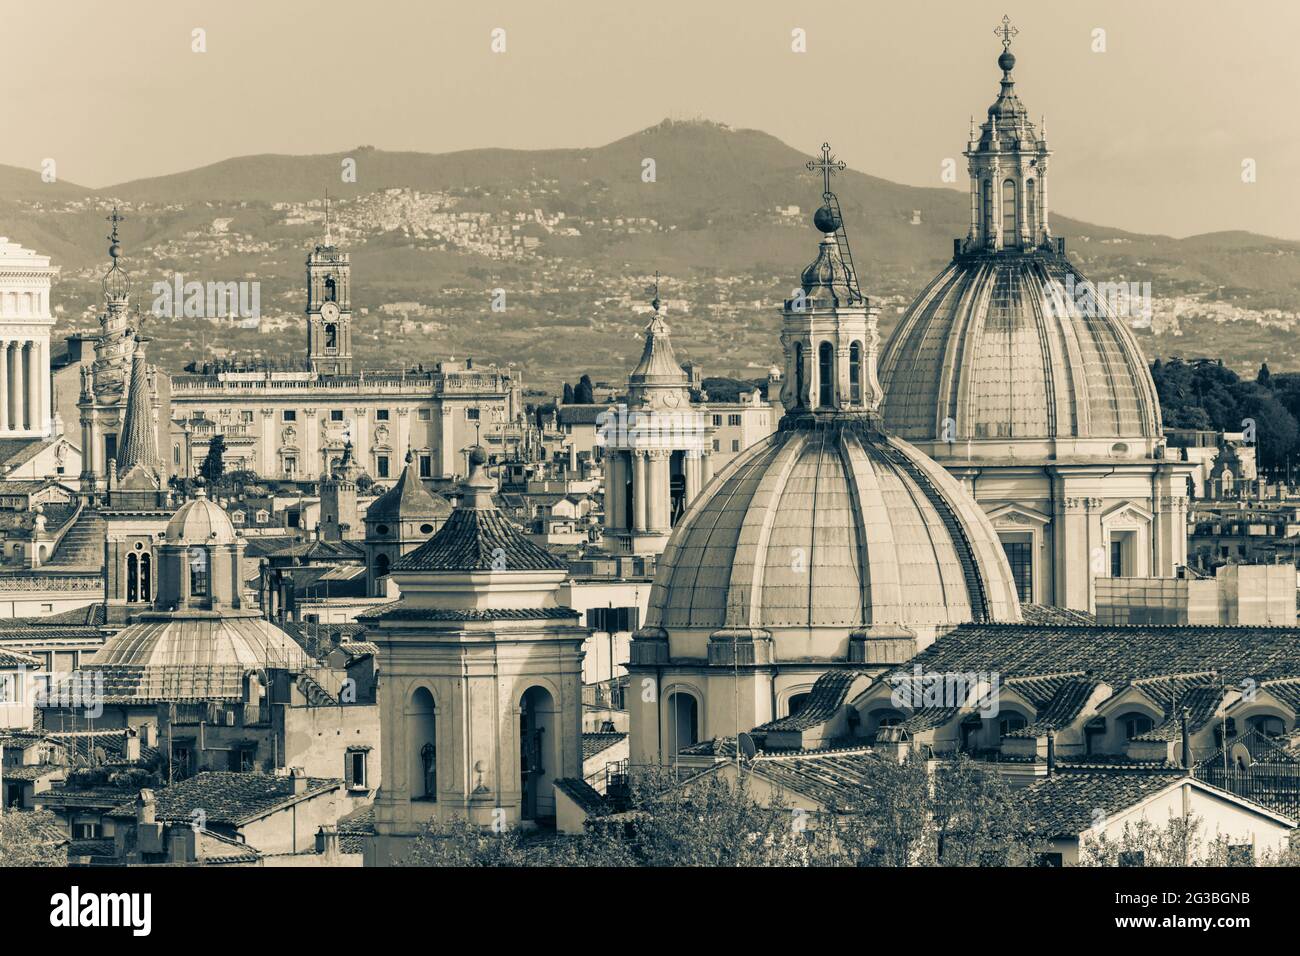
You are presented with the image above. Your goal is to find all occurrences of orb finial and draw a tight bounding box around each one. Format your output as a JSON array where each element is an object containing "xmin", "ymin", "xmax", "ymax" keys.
[{"xmin": 995, "ymin": 15, "xmax": 1018, "ymax": 73}]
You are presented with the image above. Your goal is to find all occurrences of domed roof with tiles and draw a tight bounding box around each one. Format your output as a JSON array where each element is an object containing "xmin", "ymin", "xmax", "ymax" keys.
[
  {"xmin": 165, "ymin": 488, "xmax": 237, "ymax": 544},
  {"xmin": 646, "ymin": 420, "xmax": 1020, "ymax": 630}
]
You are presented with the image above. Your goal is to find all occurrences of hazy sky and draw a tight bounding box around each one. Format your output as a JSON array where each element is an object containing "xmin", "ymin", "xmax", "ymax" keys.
[{"xmin": 5, "ymin": 0, "xmax": 1298, "ymax": 239}]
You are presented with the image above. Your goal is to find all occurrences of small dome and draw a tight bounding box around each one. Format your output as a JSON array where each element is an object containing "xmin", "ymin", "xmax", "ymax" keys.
[
  {"xmin": 799, "ymin": 236, "xmax": 857, "ymax": 305},
  {"xmin": 879, "ymin": 255, "xmax": 1161, "ymax": 443},
  {"xmin": 646, "ymin": 422, "xmax": 1021, "ymax": 630},
  {"xmin": 165, "ymin": 490, "xmax": 238, "ymax": 544},
  {"xmin": 366, "ymin": 452, "xmax": 452, "ymax": 523}
]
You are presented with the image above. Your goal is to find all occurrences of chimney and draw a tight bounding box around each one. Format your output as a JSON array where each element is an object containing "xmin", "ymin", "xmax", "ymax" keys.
[
  {"xmin": 315, "ymin": 824, "xmax": 340, "ymax": 861},
  {"xmin": 141, "ymin": 723, "xmax": 158, "ymax": 749},
  {"xmin": 1180, "ymin": 708, "xmax": 1192, "ymax": 770},
  {"xmin": 1046, "ymin": 730, "xmax": 1056, "ymax": 777},
  {"xmin": 136, "ymin": 789, "xmax": 156, "ymax": 825},
  {"xmin": 289, "ymin": 766, "xmax": 308, "ymax": 795},
  {"xmin": 124, "ymin": 727, "xmax": 141, "ymax": 762}
]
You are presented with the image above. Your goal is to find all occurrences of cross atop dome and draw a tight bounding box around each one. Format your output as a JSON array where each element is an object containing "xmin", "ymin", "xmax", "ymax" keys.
[
  {"xmin": 102, "ymin": 206, "xmax": 131, "ymax": 301},
  {"xmin": 995, "ymin": 14, "xmax": 1018, "ymax": 50},
  {"xmin": 646, "ymin": 270, "xmax": 662, "ymax": 312},
  {"xmin": 806, "ymin": 142, "xmax": 846, "ymax": 203}
]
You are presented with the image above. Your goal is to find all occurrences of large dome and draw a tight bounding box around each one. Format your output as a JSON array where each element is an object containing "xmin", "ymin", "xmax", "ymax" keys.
[
  {"xmin": 645, "ymin": 420, "xmax": 1021, "ymax": 631},
  {"xmin": 878, "ymin": 236, "xmax": 1160, "ymax": 447},
  {"xmin": 85, "ymin": 613, "xmax": 310, "ymax": 702}
]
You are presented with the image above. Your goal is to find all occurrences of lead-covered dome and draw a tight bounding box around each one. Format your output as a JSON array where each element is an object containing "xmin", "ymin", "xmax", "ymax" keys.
[
  {"xmin": 165, "ymin": 488, "xmax": 238, "ymax": 544},
  {"xmin": 878, "ymin": 254, "xmax": 1161, "ymax": 443},
  {"xmin": 645, "ymin": 420, "xmax": 1021, "ymax": 630}
]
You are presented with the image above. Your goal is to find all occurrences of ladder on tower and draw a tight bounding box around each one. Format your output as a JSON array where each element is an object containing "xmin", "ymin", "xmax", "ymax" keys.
[{"xmin": 823, "ymin": 192, "xmax": 864, "ymax": 304}]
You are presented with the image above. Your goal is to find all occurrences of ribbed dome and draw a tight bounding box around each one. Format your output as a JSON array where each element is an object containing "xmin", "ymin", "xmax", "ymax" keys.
[
  {"xmin": 85, "ymin": 614, "xmax": 309, "ymax": 702},
  {"xmin": 165, "ymin": 490, "xmax": 237, "ymax": 544},
  {"xmin": 878, "ymin": 254, "xmax": 1161, "ymax": 443},
  {"xmin": 645, "ymin": 421, "xmax": 1021, "ymax": 630}
]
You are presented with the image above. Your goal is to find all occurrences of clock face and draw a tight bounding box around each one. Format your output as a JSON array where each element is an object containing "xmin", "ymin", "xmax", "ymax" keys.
[{"xmin": 319, "ymin": 302, "xmax": 340, "ymax": 321}]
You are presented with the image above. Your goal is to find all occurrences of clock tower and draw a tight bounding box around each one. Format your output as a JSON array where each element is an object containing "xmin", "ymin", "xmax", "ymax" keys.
[{"xmin": 305, "ymin": 220, "xmax": 352, "ymax": 375}]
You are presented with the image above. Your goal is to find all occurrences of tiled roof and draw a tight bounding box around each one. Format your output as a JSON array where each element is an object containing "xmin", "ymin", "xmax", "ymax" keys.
[
  {"xmin": 1132, "ymin": 683, "xmax": 1224, "ymax": 742},
  {"xmin": 263, "ymin": 539, "xmax": 365, "ymax": 561},
  {"xmin": 107, "ymin": 772, "xmax": 341, "ymax": 825},
  {"xmin": 337, "ymin": 803, "xmax": 374, "ymax": 854},
  {"xmin": 748, "ymin": 748, "xmax": 885, "ymax": 807},
  {"xmin": 891, "ymin": 624, "xmax": 1300, "ymax": 688},
  {"xmin": 1005, "ymin": 672, "xmax": 1088, "ymax": 708},
  {"xmin": 1020, "ymin": 604, "xmax": 1098, "ymax": 626},
  {"xmin": 758, "ymin": 670, "xmax": 872, "ymax": 732},
  {"xmin": 556, "ymin": 404, "xmax": 613, "ymax": 426},
  {"xmin": 582, "ymin": 732, "xmax": 627, "ymax": 761},
  {"xmin": 898, "ymin": 707, "xmax": 962, "ymax": 732},
  {"xmin": 1020, "ymin": 768, "xmax": 1187, "ymax": 838},
  {"xmin": 197, "ymin": 829, "xmax": 262, "ymax": 864},
  {"xmin": 1, "ymin": 763, "xmax": 63, "ymax": 781},
  {"xmin": 554, "ymin": 777, "xmax": 608, "ymax": 816},
  {"xmin": 366, "ymin": 452, "xmax": 451, "ymax": 522},
  {"xmin": 1006, "ymin": 678, "xmax": 1103, "ymax": 737},
  {"xmin": 0, "ymin": 438, "xmax": 55, "ymax": 471},
  {"xmin": 392, "ymin": 507, "xmax": 566, "ymax": 573},
  {"xmin": 0, "ymin": 647, "xmax": 40, "ymax": 667}
]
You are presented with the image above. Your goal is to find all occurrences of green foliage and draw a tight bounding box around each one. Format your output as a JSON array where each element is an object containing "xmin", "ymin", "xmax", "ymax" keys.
[
  {"xmin": 200, "ymin": 435, "xmax": 227, "ymax": 483},
  {"xmin": 573, "ymin": 374, "xmax": 595, "ymax": 404},
  {"xmin": 0, "ymin": 810, "xmax": 67, "ymax": 867},
  {"xmin": 1151, "ymin": 358, "xmax": 1300, "ymax": 470}
]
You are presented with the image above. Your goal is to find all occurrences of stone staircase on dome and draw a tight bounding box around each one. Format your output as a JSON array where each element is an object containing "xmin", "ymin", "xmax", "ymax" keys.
[{"xmin": 43, "ymin": 509, "xmax": 108, "ymax": 570}]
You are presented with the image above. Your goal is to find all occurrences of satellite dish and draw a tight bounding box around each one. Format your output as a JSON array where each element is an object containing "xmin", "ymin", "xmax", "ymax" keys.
[
  {"xmin": 737, "ymin": 733, "xmax": 758, "ymax": 760},
  {"xmin": 1229, "ymin": 741, "xmax": 1253, "ymax": 770}
]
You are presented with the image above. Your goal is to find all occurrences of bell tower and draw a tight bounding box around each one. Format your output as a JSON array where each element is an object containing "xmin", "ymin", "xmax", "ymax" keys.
[{"xmin": 305, "ymin": 200, "xmax": 353, "ymax": 376}]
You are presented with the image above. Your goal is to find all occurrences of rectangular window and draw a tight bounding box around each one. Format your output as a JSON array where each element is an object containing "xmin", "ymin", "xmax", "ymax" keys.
[
  {"xmin": 728, "ymin": 414, "xmax": 742, "ymax": 427},
  {"xmin": 283, "ymin": 457, "xmax": 297, "ymax": 477},
  {"xmin": 282, "ymin": 410, "xmax": 297, "ymax": 422},
  {"xmin": 712, "ymin": 415, "xmax": 722, "ymax": 427},
  {"xmin": 377, "ymin": 455, "xmax": 390, "ymax": 478},
  {"xmin": 376, "ymin": 409, "xmax": 390, "ymax": 421},
  {"xmin": 330, "ymin": 409, "xmax": 344, "ymax": 422},
  {"xmin": 731, "ymin": 440, "xmax": 740, "ymax": 452},
  {"xmin": 72, "ymin": 822, "xmax": 103, "ymax": 840},
  {"xmin": 466, "ymin": 408, "xmax": 480, "ymax": 420},
  {"xmin": 712, "ymin": 439, "xmax": 720, "ymax": 452},
  {"xmin": 419, "ymin": 454, "xmax": 432, "ymax": 478},
  {"xmin": 1001, "ymin": 539, "xmax": 1033, "ymax": 603},
  {"xmin": 418, "ymin": 408, "xmax": 431, "ymax": 421},
  {"xmin": 240, "ymin": 410, "xmax": 253, "ymax": 423},
  {"xmin": 347, "ymin": 750, "xmax": 368, "ymax": 790}
]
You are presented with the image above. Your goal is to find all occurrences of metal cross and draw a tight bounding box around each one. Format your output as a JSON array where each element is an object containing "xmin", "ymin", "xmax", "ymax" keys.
[
  {"xmin": 995, "ymin": 14, "xmax": 1018, "ymax": 50},
  {"xmin": 646, "ymin": 271, "xmax": 662, "ymax": 311},
  {"xmin": 106, "ymin": 207, "xmax": 125, "ymax": 244},
  {"xmin": 806, "ymin": 143, "xmax": 845, "ymax": 199}
]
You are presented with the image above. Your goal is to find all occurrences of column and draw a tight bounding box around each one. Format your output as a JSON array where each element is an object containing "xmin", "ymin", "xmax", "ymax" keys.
[
  {"xmin": 1018, "ymin": 172, "xmax": 1030, "ymax": 247},
  {"xmin": 702, "ymin": 451, "xmax": 713, "ymax": 487},
  {"xmin": 685, "ymin": 452, "xmax": 700, "ymax": 503},
  {"xmin": 10, "ymin": 343, "xmax": 24, "ymax": 434},
  {"xmin": 26, "ymin": 342, "xmax": 40, "ymax": 433},
  {"xmin": 604, "ymin": 451, "xmax": 623, "ymax": 532},
  {"xmin": 0, "ymin": 341, "xmax": 9, "ymax": 433},
  {"xmin": 38, "ymin": 339, "xmax": 50, "ymax": 435},
  {"xmin": 990, "ymin": 165, "xmax": 1002, "ymax": 250},
  {"xmin": 1039, "ymin": 163, "xmax": 1050, "ymax": 237},
  {"xmin": 645, "ymin": 452, "xmax": 664, "ymax": 532},
  {"xmin": 968, "ymin": 173, "xmax": 980, "ymax": 241},
  {"xmin": 632, "ymin": 450, "xmax": 647, "ymax": 532}
]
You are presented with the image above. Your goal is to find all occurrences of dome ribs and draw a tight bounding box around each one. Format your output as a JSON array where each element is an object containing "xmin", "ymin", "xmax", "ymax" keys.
[{"xmin": 874, "ymin": 439, "xmax": 990, "ymax": 623}]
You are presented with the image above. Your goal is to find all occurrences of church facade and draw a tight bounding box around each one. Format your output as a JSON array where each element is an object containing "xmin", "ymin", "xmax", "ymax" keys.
[
  {"xmin": 167, "ymin": 236, "xmax": 523, "ymax": 484},
  {"xmin": 877, "ymin": 28, "xmax": 1194, "ymax": 612}
]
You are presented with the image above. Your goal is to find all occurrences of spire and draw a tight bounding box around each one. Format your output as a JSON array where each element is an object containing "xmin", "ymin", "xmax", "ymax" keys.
[
  {"xmin": 102, "ymin": 207, "xmax": 130, "ymax": 302},
  {"xmin": 324, "ymin": 189, "xmax": 332, "ymax": 246},
  {"xmin": 115, "ymin": 335, "xmax": 161, "ymax": 488},
  {"xmin": 627, "ymin": 273, "xmax": 689, "ymax": 408}
]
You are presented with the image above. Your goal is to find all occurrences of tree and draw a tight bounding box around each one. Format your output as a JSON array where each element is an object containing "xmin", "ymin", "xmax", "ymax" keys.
[
  {"xmin": 0, "ymin": 810, "xmax": 67, "ymax": 866},
  {"xmin": 562, "ymin": 382, "xmax": 575, "ymax": 404},
  {"xmin": 1258, "ymin": 362, "xmax": 1272, "ymax": 387},
  {"xmin": 829, "ymin": 750, "xmax": 932, "ymax": 865},
  {"xmin": 574, "ymin": 375, "xmax": 595, "ymax": 404},
  {"xmin": 200, "ymin": 435, "xmax": 227, "ymax": 484}
]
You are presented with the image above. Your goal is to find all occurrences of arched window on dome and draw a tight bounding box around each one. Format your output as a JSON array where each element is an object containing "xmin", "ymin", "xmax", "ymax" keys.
[
  {"xmin": 188, "ymin": 546, "xmax": 209, "ymax": 598},
  {"xmin": 849, "ymin": 341, "xmax": 863, "ymax": 405},
  {"xmin": 1001, "ymin": 179, "xmax": 1017, "ymax": 248},
  {"xmin": 125, "ymin": 550, "xmax": 152, "ymax": 604},
  {"xmin": 817, "ymin": 342, "xmax": 834, "ymax": 409},
  {"xmin": 1026, "ymin": 179, "xmax": 1037, "ymax": 242},
  {"xmin": 793, "ymin": 342, "xmax": 805, "ymax": 408}
]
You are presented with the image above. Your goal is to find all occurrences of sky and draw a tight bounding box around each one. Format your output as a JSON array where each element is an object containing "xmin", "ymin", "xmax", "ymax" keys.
[{"xmin": 3, "ymin": 0, "xmax": 1298, "ymax": 239}]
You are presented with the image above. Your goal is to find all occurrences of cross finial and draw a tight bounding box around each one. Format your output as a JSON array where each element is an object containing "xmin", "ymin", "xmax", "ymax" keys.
[
  {"xmin": 106, "ymin": 207, "xmax": 125, "ymax": 245},
  {"xmin": 646, "ymin": 271, "xmax": 662, "ymax": 312},
  {"xmin": 995, "ymin": 14, "xmax": 1018, "ymax": 50},
  {"xmin": 806, "ymin": 143, "xmax": 846, "ymax": 200}
]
